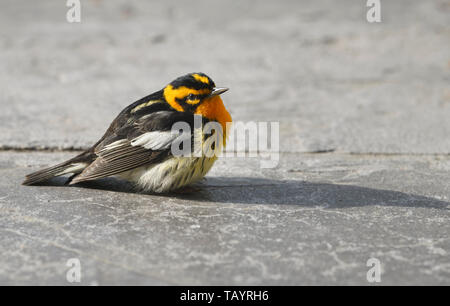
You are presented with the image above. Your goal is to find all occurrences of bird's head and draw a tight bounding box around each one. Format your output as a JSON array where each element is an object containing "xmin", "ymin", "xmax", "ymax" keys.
[{"xmin": 163, "ymin": 73, "xmax": 232, "ymax": 131}]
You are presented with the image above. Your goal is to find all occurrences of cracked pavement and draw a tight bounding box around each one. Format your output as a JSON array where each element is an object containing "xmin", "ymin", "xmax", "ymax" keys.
[{"xmin": 0, "ymin": 0, "xmax": 449, "ymax": 285}]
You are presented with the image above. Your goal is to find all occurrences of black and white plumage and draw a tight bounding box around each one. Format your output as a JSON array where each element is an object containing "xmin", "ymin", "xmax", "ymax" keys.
[{"xmin": 23, "ymin": 73, "xmax": 232, "ymax": 193}]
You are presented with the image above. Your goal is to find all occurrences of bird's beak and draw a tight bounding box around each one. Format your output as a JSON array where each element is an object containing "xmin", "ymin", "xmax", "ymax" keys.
[{"xmin": 209, "ymin": 87, "xmax": 229, "ymax": 97}]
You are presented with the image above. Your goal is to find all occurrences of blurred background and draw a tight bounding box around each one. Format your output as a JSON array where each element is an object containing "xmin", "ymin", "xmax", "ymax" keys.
[{"xmin": 1, "ymin": 0, "xmax": 449, "ymax": 154}]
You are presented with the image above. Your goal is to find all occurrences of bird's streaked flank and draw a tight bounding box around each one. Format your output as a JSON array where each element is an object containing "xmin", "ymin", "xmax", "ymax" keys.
[{"xmin": 22, "ymin": 73, "xmax": 232, "ymax": 193}]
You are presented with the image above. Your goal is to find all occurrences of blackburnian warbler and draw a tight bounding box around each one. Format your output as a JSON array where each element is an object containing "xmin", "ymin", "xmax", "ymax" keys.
[{"xmin": 23, "ymin": 73, "xmax": 232, "ymax": 193}]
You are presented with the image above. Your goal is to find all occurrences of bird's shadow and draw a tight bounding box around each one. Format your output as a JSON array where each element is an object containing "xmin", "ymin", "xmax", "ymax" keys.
[{"xmin": 42, "ymin": 176, "xmax": 449, "ymax": 210}]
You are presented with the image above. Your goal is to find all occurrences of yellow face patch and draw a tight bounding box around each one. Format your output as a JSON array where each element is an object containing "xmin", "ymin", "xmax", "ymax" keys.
[
  {"xmin": 163, "ymin": 85, "xmax": 210, "ymax": 111},
  {"xmin": 192, "ymin": 74, "xmax": 210, "ymax": 85}
]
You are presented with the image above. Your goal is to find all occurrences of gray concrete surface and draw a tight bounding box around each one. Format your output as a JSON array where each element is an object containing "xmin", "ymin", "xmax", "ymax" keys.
[
  {"xmin": 1, "ymin": 152, "xmax": 449, "ymax": 285},
  {"xmin": 0, "ymin": 0, "xmax": 449, "ymax": 285}
]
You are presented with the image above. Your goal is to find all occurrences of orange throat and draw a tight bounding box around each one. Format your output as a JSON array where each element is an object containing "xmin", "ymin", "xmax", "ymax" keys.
[{"xmin": 195, "ymin": 95, "xmax": 232, "ymax": 143}]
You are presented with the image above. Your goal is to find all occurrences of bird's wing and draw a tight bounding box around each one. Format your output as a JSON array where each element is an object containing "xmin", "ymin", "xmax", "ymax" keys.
[{"xmin": 69, "ymin": 110, "xmax": 197, "ymax": 184}]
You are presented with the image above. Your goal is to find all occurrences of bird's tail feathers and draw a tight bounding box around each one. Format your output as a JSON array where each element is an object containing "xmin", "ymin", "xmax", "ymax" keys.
[{"xmin": 22, "ymin": 154, "xmax": 91, "ymax": 186}]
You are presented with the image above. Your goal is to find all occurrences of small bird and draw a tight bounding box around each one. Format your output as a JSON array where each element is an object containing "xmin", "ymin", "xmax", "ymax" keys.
[{"xmin": 22, "ymin": 73, "xmax": 232, "ymax": 193}]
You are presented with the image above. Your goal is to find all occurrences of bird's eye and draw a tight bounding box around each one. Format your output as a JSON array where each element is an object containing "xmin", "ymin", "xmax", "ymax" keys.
[{"xmin": 187, "ymin": 94, "xmax": 195, "ymax": 100}]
